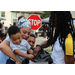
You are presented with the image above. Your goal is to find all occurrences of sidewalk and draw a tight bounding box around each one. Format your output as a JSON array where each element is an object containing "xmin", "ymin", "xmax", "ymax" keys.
[{"xmin": 35, "ymin": 34, "xmax": 52, "ymax": 51}]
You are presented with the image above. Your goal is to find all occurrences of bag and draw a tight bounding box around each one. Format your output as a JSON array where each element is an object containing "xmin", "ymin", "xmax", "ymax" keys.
[
  {"xmin": 31, "ymin": 50, "xmax": 53, "ymax": 64},
  {"xmin": 22, "ymin": 47, "xmax": 53, "ymax": 64},
  {"xmin": 31, "ymin": 47, "xmax": 53, "ymax": 64}
]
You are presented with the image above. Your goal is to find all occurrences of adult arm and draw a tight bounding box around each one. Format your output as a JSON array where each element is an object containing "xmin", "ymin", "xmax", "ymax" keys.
[
  {"xmin": 64, "ymin": 34, "xmax": 74, "ymax": 64},
  {"xmin": 0, "ymin": 40, "xmax": 21, "ymax": 64},
  {"xmin": 33, "ymin": 40, "xmax": 51, "ymax": 54},
  {"xmin": 0, "ymin": 28, "xmax": 4, "ymax": 30},
  {"xmin": 65, "ymin": 55, "xmax": 74, "ymax": 64}
]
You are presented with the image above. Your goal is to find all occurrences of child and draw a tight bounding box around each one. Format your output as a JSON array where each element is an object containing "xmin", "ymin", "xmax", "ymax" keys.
[
  {"xmin": 27, "ymin": 33, "xmax": 36, "ymax": 47},
  {"xmin": 22, "ymin": 33, "xmax": 36, "ymax": 64},
  {"xmin": 6, "ymin": 25, "xmax": 34, "ymax": 64}
]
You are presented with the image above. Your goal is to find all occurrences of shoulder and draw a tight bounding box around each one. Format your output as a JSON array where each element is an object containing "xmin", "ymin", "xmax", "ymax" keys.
[
  {"xmin": 22, "ymin": 39, "xmax": 27, "ymax": 42},
  {"xmin": 65, "ymin": 33, "xmax": 74, "ymax": 55},
  {"xmin": 21, "ymin": 39, "xmax": 28, "ymax": 44},
  {"xmin": 4, "ymin": 36, "xmax": 11, "ymax": 42},
  {"xmin": 65, "ymin": 33, "xmax": 73, "ymax": 46}
]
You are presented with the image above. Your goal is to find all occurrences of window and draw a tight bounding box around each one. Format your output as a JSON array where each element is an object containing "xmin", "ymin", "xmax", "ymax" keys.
[
  {"xmin": 21, "ymin": 13, "xmax": 24, "ymax": 16},
  {"xmin": 13, "ymin": 12, "xmax": 17, "ymax": 24},
  {"xmin": 13, "ymin": 19, "xmax": 17, "ymax": 24},
  {"xmin": 13, "ymin": 12, "xmax": 17, "ymax": 18},
  {"xmin": 27, "ymin": 14, "xmax": 31, "ymax": 18},
  {"xmin": 1, "ymin": 11, "xmax": 5, "ymax": 17}
]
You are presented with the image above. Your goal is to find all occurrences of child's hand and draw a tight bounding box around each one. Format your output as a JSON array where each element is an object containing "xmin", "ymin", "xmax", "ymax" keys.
[
  {"xmin": 27, "ymin": 54, "xmax": 34, "ymax": 59},
  {"xmin": 16, "ymin": 61, "xmax": 22, "ymax": 64}
]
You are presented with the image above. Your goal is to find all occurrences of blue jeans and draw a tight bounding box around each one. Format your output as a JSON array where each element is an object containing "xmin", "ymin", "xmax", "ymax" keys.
[{"xmin": 6, "ymin": 58, "xmax": 15, "ymax": 64}]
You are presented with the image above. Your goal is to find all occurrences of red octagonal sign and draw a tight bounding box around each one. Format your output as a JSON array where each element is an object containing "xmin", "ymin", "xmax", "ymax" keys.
[{"xmin": 27, "ymin": 14, "xmax": 42, "ymax": 30}]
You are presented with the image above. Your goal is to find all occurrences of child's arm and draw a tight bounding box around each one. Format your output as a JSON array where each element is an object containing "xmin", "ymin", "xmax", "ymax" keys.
[
  {"xmin": 14, "ymin": 49, "xmax": 34, "ymax": 59},
  {"xmin": 0, "ymin": 40, "xmax": 21, "ymax": 64},
  {"xmin": 14, "ymin": 49, "xmax": 28, "ymax": 57},
  {"xmin": 28, "ymin": 49, "xmax": 33, "ymax": 54}
]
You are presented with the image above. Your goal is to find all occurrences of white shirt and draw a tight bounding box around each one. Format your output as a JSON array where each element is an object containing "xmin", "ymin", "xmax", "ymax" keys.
[{"xmin": 51, "ymin": 37, "xmax": 65, "ymax": 64}]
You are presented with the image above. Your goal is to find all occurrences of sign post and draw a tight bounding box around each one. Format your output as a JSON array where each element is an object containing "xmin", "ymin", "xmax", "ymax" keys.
[{"xmin": 28, "ymin": 14, "xmax": 42, "ymax": 30}]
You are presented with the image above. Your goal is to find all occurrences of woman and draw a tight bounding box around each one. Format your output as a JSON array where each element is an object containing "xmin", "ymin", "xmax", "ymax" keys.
[
  {"xmin": 0, "ymin": 16, "xmax": 31, "ymax": 64},
  {"xmin": 34, "ymin": 11, "xmax": 74, "ymax": 64}
]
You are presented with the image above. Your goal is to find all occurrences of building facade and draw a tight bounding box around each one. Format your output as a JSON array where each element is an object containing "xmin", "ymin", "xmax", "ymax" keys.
[
  {"xmin": 0, "ymin": 11, "xmax": 44, "ymax": 27},
  {"xmin": 70, "ymin": 11, "xmax": 75, "ymax": 18}
]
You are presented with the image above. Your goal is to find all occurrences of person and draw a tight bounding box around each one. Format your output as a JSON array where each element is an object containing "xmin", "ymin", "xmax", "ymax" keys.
[
  {"xmin": 6, "ymin": 25, "xmax": 34, "ymax": 64},
  {"xmin": 27, "ymin": 33, "xmax": 36, "ymax": 47},
  {"xmin": 9, "ymin": 23, "xmax": 12, "ymax": 27},
  {"xmin": 0, "ymin": 22, "xmax": 2, "ymax": 40},
  {"xmin": 1, "ymin": 27, "xmax": 8, "ymax": 41},
  {"xmin": 42, "ymin": 23, "xmax": 46, "ymax": 38},
  {"xmin": 0, "ymin": 22, "xmax": 5, "ymax": 41},
  {"xmin": 23, "ymin": 33, "xmax": 52, "ymax": 64},
  {"xmin": 34, "ymin": 29, "xmax": 39, "ymax": 38},
  {"xmin": 46, "ymin": 24, "xmax": 48, "ymax": 32},
  {"xmin": 0, "ymin": 51, "xmax": 9, "ymax": 64},
  {"xmin": 13, "ymin": 22, "xmax": 16, "ymax": 26},
  {"xmin": 5, "ymin": 27, "xmax": 8, "ymax": 37},
  {"xmin": 33, "ymin": 11, "xmax": 74, "ymax": 64},
  {"xmin": 0, "ymin": 15, "xmax": 31, "ymax": 64},
  {"xmin": 22, "ymin": 33, "xmax": 36, "ymax": 64}
]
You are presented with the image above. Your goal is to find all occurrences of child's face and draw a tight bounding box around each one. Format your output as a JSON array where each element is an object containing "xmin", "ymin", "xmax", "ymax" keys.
[
  {"xmin": 27, "ymin": 36, "xmax": 35, "ymax": 47},
  {"xmin": 10, "ymin": 32, "xmax": 22, "ymax": 45}
]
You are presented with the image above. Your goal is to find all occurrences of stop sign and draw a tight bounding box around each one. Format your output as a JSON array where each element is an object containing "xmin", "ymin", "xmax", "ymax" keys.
[{"xmin": 28, "ymin": 14, "xmax": 42, "ymax": 30}]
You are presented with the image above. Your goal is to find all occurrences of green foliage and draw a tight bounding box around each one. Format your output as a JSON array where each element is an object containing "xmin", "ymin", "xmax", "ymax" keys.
[
  {"xmin": 40, "ymin": 11, "xmax": 51, "ymax": 19},
  {"xmin": 45, "ymin": 49, "xmax": 52, "ymax": 55}
]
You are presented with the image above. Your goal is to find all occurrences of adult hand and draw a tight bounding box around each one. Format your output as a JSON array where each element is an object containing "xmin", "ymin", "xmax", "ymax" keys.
[{"xmin": 33, "ymin": 46, "xmax": 41, "ymax": 54}]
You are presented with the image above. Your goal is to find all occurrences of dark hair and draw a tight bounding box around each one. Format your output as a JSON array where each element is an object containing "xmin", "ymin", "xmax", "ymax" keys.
[
  {"xmin": 13, "ymin": 22, "xmax": 16, "ymax": 26},
  {"xmin": 8, "ymin": 25, "xmax": 20, "ymax": 37},
  {"xmin": 18, "ymin": 15, "xmax": 25, "ymax": 21},
  {"xmin": 73, "ymin": 28, "xmax": 75, "ymax": 40},
  {"xmin": 30, "ymin": 33, "xmax": 36, "ymax": 38},
  {"xmin": 47, "ymin": 11, "xmax": 74, "ymax": 46},
  {"xmin": 2, "ymin": 22, "xmax": 4, "ymax": 24}
]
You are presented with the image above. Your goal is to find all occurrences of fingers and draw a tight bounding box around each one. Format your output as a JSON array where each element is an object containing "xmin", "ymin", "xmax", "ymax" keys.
[
  {"xmin": 33, "ymin": 50, "xmax": 38, "ymax": 54},
  {"xmin": 28, "ymin": 54, "xmax": 34, "ymax": 59},
  {"xmin": 33, "ymin": 46, "xmax": 41, "ymax": 54}
]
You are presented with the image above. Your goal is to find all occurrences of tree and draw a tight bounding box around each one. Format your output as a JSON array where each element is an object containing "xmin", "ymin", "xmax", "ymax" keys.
[{"xmin": 40, "ymin": 11, "xmax": 51, "ymax": 19}]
